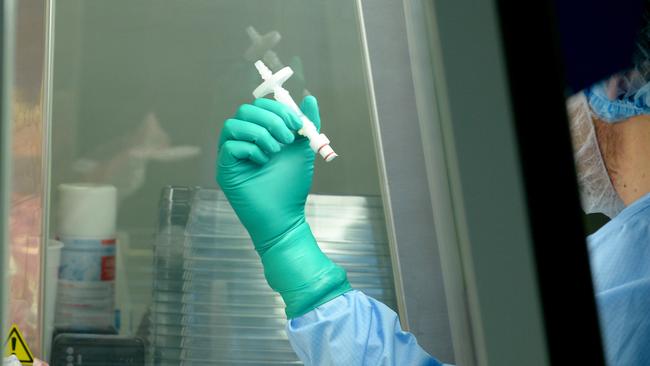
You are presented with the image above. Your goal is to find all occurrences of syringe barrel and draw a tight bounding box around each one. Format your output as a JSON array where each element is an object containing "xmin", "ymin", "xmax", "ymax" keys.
[
  {"xmin": 273, "ymin": 88, "xmax": 301, "ymax": 114},
  {"xmin": 273, "ymin": 88, "xmax": 317, "ymax": 137},
  {"xmin": 271, "ymin": 87, "xmax": 338, "ymax": 162}
]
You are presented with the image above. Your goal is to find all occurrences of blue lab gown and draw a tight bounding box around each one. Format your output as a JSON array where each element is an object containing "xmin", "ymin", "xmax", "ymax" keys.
[
  {"xmin": 588, "ymin": 192, "xmax": 650, "ymax": 365},
  {"xmin": 286, "ymin": 290, "xmax": 443, "ymax": 366}
]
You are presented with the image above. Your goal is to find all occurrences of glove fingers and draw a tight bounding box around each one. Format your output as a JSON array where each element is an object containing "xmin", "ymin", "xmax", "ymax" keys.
[
  {"xmin": 219, "ymin": 140, "xmax": 269, "ymax": 166},
  {"xmin": 236, "ymin": 103, "xmax": 296, "ymax": 144},
  {"xmin": 220, "ymin": 119, "xmax": 282, "ymax": 154},
  {"xmin": 300, "ymin": 95, "xmax": 320, "ymax": 132},
  {"xmin": 253, "ymin": 98, "xmax": 302, "ymax": 131}
]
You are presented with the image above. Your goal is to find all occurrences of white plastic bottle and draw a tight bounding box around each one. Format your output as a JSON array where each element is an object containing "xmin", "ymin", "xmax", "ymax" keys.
[{"xmin": 55, "ymin": 183, "xmax": 117, "ymax": 330}]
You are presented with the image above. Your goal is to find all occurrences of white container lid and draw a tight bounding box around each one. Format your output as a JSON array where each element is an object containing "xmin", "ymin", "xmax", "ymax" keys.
[{"xmin": 57, "ymin": 183, "xmax": 117, "ymax": 238}]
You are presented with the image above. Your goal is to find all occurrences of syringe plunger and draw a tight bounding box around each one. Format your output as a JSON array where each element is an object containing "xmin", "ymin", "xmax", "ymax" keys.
[{"xmin": 255, "ymin": 60, "xmax": 273, "ymax": 80}]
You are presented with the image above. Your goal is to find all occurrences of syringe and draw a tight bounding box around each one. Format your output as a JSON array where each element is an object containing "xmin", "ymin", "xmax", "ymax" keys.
[{"xmin": 253, "ymin": 60, "xmax": 338, "ymax": 162}]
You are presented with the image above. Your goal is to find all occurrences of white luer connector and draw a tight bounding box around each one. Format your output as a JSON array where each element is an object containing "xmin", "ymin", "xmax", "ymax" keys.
[{"xmin": 253, "ymin": 60, "xmax": 338, "ymax": 162}]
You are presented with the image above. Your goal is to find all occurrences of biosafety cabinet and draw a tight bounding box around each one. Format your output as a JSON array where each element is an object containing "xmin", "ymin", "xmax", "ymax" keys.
[{"xmin": 0, "ymin": 0, "xmax": 607, "ymax": 365}]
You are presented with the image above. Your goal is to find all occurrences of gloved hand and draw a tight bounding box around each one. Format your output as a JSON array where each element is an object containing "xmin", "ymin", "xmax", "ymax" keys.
[{"xmin": 216, "ymin": 96, "xmax": 351, "ymax": 318}]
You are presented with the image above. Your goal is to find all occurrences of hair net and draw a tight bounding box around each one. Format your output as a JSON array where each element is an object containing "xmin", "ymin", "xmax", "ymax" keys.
[
  {"xmin": 585, "ymin": 9, "xmax": 650, "ymax": 123},
  {"xmin": 567, "ymin": 93, "xmax": 626, "ymax": 218}
]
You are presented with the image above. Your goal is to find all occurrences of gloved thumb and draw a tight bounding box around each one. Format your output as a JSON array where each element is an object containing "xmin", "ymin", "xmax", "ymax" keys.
[{"xmin": 300, "ymin": 95, "xmax": 320, "ymax": 132}]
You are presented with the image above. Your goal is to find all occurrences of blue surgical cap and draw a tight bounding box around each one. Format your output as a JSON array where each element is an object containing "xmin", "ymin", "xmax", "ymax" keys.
[{"xmin": 585, "ymin": 10, "xmax": 650, "ymax": 123}]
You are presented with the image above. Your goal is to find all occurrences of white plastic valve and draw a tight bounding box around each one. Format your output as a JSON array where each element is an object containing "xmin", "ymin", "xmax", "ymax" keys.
[{"xmin": 253, "ymin": 60, "xmax": 338, "ymax": 162}]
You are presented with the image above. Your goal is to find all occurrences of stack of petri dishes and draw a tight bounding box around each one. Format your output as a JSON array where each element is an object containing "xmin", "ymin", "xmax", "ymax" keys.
[
  {"xmin": 149, "ymin": 186, "xmax": 195, "ymax": 366},
  {"xmin": 148, "ymin": 187, "xmax": 395, "ymax": 365},
  {"xmin": 178, "ymin": 188, "xmax": 395, "ymax": 365},
  {"xmin": 180, "ymin": 189, "xmax": 296, "ymax": 365}
]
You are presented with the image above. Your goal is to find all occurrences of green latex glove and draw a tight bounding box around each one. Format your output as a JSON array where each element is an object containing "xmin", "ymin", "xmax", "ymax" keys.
[{"xmin": 216, "ymin": 96, "xmax": 351, "ymax": 318}]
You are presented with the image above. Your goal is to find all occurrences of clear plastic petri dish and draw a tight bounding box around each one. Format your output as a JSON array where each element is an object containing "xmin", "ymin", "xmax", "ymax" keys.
[
  {"xmin": 154, "ymin": 244, "xmax": 185, "ymax": 257},
  {"xmin": 151, "ymin": 297, "xmax": 181, "ymax": 308},
  {"xmin": 325, "ymin": 252, "xmax": 392, "ymax": 266},
  {"xmin": 182, "ymin": 250, "xmax": 258, "ymax": 264},
  {"xmin": 181, "ymin": 335, "xmax": 292, "ymax": 352},
  {"xmin": 149, "ymin": 312, "xmax": 183, "ymax": 325},
  {"xmin": 182, "ymin": 280, "xmax": 275, "ymax": 296},
  {"xmin": 308, "ymin": 218, "xmax": 389, "ymax": 243},
  {"xmin": 305, "ymin": 193, "xmax": 383, "ymax": 209},
  {"xmin": 187, "ymin": 224, "xmax": 248, "ymax": 239},
  {"xmin": 184, "ymin": 237, "xmax": 252, "ymax": 251},
  {"xmin": 181, "ymin": 293, "xmax": 279, "ymax": 308},
  {"xmin": 181, "ymin": 313, "xmax": 286, "ymax": 328},
  {"xmin": 154, "ymin": 268, "xmax": 184, "ymax": 279},
  {"xmin": 319, "ymin": 239, "xmax": 389, "ymax": 252},
  {"xmin": 182, "ymin": 276, "xmax": 267, "ymax": 290},
  {"xmin": 182, "ymin": 280, "xmax": 274, "ymax": 294},
  {"xmin": 306, "ymin": 206, "xmax": 385, "ymax": 220},
  {"xmin": 154, "ymin": 233, "xmax": 187, "ymax": 247},
  {"xmin": 181, "ymin": 303, "xmax": 285, "ymax": 317},
  {"xmin": 182, "ymin": 259, "xmax": 263, "ymax": 273},
  {"xmin": 181, "ymin": 347, "xmax": 299, "ymax": 363},
  {"xmin": 180, "ymin": 360, "xmax": 301, "ymax": 366},
  {"xmin": 152, "ymin": 290, "xmax": 184, "ymax": 303},
  {"xmin": 154, "ymin": 258, "xmax": 184, "ymax": 268},
  {"xmin": 154, "ymin": 278, "xmax": 185, "ymax": 290},
  {"xmin": 181, "ymin": 339, "xmax": 296, "ymax": 351},
  {"xmin": 182, "ymin": 269, "xmax": 265, "ymax": 282},
  {"xmin": 154, "ymin": 269, "xmax": 185, "ymax": 281}
]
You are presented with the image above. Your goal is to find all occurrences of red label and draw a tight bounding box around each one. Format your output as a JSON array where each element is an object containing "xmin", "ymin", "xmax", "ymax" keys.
[
  {"xmin": 101, "ymin": 256, "xmax": 115, "ymax": 281},
  {"xmin": 101, "ymin": 239, "xmax": 116, "ymax": 245}
]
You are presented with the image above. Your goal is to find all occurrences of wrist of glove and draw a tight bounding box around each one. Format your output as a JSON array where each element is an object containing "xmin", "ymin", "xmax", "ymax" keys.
[{"xmin": 258, "ymin": 220, "xmax": 351, "ymax": 318}]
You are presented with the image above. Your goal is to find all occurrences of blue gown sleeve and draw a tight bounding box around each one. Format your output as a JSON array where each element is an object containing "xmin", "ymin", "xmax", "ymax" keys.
[{"xmin": 286, "ymin": 290, "xmax": 445, "ymax": 366}]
